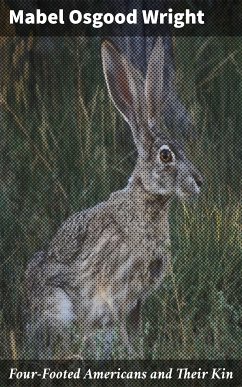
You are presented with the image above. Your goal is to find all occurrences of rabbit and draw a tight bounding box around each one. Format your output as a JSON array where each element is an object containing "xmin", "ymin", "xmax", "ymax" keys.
[{"xmin": 25, "ymin": 37, "xmax": 203, "ymax": 359}]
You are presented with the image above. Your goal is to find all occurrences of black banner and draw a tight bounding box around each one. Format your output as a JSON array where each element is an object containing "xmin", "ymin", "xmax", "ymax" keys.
[
  {"xmin": 1, "ymin": 360, "xmax": 242, "ymax": 386},
  {"xmin": 2, "ymin": 0, "xmax": 242, "ymax": 37}
]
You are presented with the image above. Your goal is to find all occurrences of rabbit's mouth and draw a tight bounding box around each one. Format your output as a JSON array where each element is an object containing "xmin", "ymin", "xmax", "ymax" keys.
[{"xmin": 175, "ymin": 174, "xmax": 203, "ymax": 200}]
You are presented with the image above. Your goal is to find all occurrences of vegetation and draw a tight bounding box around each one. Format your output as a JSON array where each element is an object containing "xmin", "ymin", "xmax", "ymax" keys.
[{"xmin": 0, "ymin": 36, "xmax": 241, "ymax": 359}]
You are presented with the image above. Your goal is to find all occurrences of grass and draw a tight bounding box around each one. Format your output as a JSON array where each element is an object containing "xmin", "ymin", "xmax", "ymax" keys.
[{"xmin": 0, "ymin": 36, "xmax": 241, "ymax": 359}]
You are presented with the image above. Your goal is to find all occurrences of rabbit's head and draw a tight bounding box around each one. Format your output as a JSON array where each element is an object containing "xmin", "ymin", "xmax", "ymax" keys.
[{"xmin": 102, "ymin": 38, "xmax": 203, "ymax": 200}]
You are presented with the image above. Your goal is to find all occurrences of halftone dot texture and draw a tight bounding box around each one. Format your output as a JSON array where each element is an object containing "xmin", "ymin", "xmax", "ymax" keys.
[{"xmin": 0, "ymin": 35, "xmax": 242, "ymax": 363}]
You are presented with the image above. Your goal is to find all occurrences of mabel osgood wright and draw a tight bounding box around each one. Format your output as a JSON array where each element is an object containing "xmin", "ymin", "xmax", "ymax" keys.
[{"xmin": 9, "ymin": 9, "xmax": 205, "ymax": 29}]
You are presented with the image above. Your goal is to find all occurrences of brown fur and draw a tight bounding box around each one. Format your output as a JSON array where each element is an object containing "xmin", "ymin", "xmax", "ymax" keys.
[{"xmin": 26, "ymin": 38, "xmax": 203, "ymax": 359}]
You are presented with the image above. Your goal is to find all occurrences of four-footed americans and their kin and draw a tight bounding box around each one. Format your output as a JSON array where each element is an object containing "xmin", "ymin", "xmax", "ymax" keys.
[{"xmin": 9, "ymin": 366, "xmax": 233, "ymax": 381}]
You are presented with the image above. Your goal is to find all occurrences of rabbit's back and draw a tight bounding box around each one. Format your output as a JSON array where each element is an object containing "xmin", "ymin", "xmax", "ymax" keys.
[{"xmin": 28, "ymin": 183, "xmax": 171, "ymax": 330}]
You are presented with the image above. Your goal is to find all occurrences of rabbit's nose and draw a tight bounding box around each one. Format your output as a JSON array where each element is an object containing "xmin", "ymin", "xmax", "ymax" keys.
[{"xmin": 194, "ymin": 173, "xmax": 204, "ymax": 188}]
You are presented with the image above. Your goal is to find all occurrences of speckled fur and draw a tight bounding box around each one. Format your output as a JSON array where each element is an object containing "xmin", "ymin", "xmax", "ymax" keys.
[{"xmin": 26, "ymin": 38, "xmax": 203, "ymax": 358}]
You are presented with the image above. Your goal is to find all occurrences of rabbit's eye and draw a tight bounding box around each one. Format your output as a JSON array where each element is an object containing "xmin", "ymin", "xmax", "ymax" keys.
[{"xmin": 160, "ymin": 148, "xmax": 173, "ymax": 163}]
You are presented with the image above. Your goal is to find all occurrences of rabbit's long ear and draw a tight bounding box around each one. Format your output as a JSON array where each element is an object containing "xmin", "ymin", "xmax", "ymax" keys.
[
  {"xmin": 145, "ymin": 37, "xmax": 165, "ymax": 131},
  {"xmin": 102, "ymin": 41, "xmax": 151, "ymax": 158}
]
